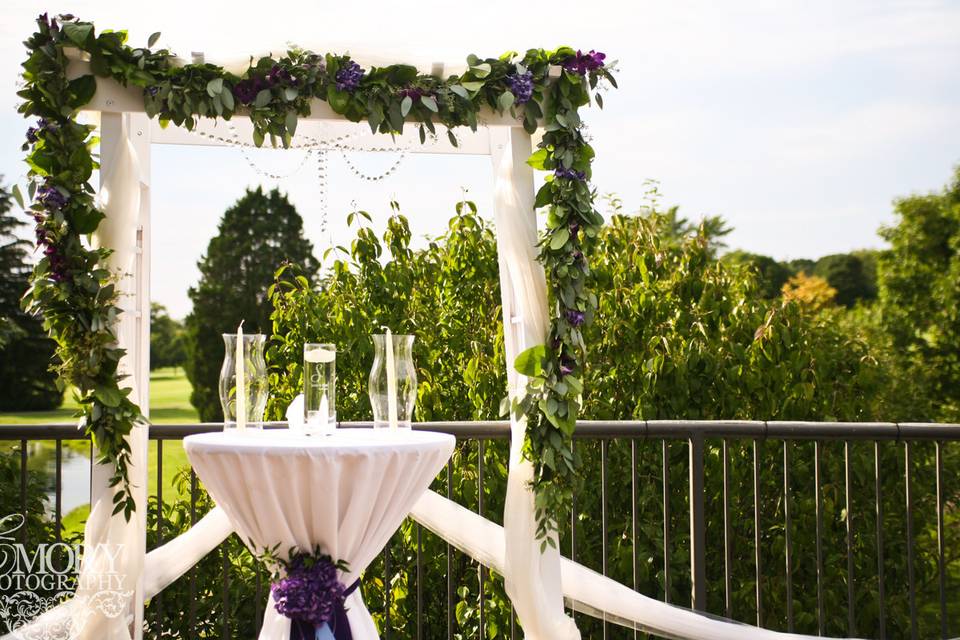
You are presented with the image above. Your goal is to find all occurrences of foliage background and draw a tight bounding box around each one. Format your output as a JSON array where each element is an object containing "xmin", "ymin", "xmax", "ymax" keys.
[
  {"xmin": 0, "ymin": 180, "xmax": 61, "ymax": 411},
  {"xmin": 183, "ymin": 186, "xmax": 318, "ymax": 421}
]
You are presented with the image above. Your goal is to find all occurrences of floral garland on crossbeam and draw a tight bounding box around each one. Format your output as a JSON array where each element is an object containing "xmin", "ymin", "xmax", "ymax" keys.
[{"xmin": 16, "ymin": 13, "xmax": 616, "ymax": 535}]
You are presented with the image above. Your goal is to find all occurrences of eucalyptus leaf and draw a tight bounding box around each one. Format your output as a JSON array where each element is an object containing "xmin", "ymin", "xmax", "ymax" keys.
[
  {"xmin": 254, "ymin": 89, "xmax": 272, "ymax": 108},
  {"xmin": 147, "ymin": 31, "xmax": 161, "ymax": 48},
  {"xmin": 11, "ymin": 184, "xmax": 24, "ymax": 210},
  {"xmin": 285, "ymin": 110, "xmax": 298, "ymax": 137},
  {"xmin": 206, "ymin": 78, "xmax": 223, "ymax": 97},
  {"xmin": 420, "ymin": 95, "xmax": 438, "ymax": 113},
  {"xmin": 400, "ymin": 95, "xmax": 413, "ymax": 117}
]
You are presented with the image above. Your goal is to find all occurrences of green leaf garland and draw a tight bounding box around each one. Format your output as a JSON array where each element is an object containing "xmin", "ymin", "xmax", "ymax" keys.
[{"xmin": 18, "ymin": 14, "xmax": 616, "ymax": 536}]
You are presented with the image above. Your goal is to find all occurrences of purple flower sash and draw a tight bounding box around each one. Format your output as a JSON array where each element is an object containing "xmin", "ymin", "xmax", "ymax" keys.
[{"xmin": 289, "ymin": 580, "xmax": 360, "ymax": 640}]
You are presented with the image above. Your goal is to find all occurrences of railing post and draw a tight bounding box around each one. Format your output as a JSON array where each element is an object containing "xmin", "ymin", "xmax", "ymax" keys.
[{"xmin": 689, "ymin": 432, "xmax": 706, "ymax": 611}]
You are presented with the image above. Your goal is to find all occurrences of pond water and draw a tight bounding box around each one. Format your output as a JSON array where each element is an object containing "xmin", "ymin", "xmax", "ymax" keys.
[{"xmin": 26, "ymin": 442, "xmax": 90, "ymax": 518}]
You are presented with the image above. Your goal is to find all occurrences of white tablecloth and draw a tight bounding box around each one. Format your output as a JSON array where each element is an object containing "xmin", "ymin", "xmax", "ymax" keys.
[{"xmin": 184, "ymin": 429, "xmax": 455, "ymax": 640}]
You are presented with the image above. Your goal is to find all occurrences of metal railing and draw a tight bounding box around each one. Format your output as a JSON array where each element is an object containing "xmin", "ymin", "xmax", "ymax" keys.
[{"xmin": 1, "ymin": 419, "xmax": 958, "ymax": 639}]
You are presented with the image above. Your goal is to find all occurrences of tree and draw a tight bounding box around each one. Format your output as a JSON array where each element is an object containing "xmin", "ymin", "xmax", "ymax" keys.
[
  {"xmin": 150, "ymin": 303, "xmax": 186, "ymax": 370},
  {"xmin": 781, "ymin": 272, "xmax": 838, "ymax": 311},
  {"xmin": 722, "ymin": 250, "xmax": 792, "ymax": 298},
  {"xmin": 813, "ymin": 253, "xmax": 876, "ymax": 306},
  {"xmin": 184, "ymin": 187, "xmax": 318, "ymax": 421},
  {"xmin": 0, "ymin": 179, "xmax": 61, "ymax": 411},
  {"xmin": 877, "ymin": 167, "xmax": 960, "ymax": 421}
]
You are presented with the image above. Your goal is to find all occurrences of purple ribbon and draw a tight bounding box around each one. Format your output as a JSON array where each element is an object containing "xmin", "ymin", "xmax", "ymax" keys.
[{"xmin": 290, "ymin": 580, "xmax": 360, "ymax": 640}]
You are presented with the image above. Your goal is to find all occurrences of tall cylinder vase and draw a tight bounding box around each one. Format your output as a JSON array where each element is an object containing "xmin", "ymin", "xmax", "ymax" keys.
[
  {"xmin": 219, "ymin": 333, "xmax": 268, "ymax": 429},
  {"xmin": 368, "ymin": 334, "xmax": 417, "ymax": 429}
]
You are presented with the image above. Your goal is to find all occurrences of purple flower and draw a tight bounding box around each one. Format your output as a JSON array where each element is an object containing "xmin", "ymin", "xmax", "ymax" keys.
[
  {"xmin": 564, "ymin": 309, "xmax": 585, "ymax": 327},
  {"xmin": 268, "ymin": 64, "xmax": 296, "ymax": 86},
  {"xmin": 38, "ymin": 13, "xmax": 60, "ymax": 36},
  {"xmin": 506, "ymin": 70, "xmax": 534, "ymax": 104},
  {"xmin": 398, "ymin": 86, "xmax": 427, "ymax": 100},
  {"xmin": 37, "ymin": 183, "xmax": 68, "ymax": 210},
  {"xmin": 559, "ymin": 355, "xmax": 577, "ymax": 377},
  {"xmin": 272, "ymin": 554, "xmax": 346, "ymax": 628},
  {"xmin": 572, "ymin": 250, "xmax": 584, "ymax": 264},
  {"xmin": 562, "ymin": 50, "xmax": 606, "ymax": 75},
  {"xmin": 26, "ymin": 118, "xmax": 55, "ymax": 144},
  {"xmin": 233, "ymin": 76, "xmax": 269, "ymax": 105},
  {"xmin": 335, "ymin": 61, "xmax": 364, "ymax": 92},
  {"xmin": 555, "ymin": 167, "xmax": 586, "ymax": 181},
  {"xmin": 146, "ymin": 86, "xmax": 160, "ymax": 97}
]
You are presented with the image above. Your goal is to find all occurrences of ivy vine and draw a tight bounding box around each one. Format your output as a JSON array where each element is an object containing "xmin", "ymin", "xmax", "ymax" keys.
[{"xmin": 17, "ymin": 13, "xmax": 616, "ymax": 535}]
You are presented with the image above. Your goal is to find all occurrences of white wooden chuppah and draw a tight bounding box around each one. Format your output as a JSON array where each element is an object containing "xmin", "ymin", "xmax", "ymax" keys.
[{"xmin": 14, "ymin": 49, "xmax": 828, "ymax": 640}]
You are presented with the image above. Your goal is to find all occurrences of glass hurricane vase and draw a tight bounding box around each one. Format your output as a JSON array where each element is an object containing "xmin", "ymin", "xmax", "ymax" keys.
[
  {"xmin": 368, "ymin": 334, "xmax": 417, "ymax": 429},
  {"xmin": 219, "ymin": 333, "xmax": 268, "ymax": 429}
]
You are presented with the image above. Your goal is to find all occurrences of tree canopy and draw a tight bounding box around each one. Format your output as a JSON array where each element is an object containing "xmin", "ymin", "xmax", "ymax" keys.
[{"xmin": 184, "ymin": 186, "xmax": 318, "ymax": 421}]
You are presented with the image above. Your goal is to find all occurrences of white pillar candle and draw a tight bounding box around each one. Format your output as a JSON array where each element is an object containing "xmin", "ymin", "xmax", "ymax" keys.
[
  {"xmin": 385, "ymin": 327, "xmax": 398, "ymax": 430},
  {"xmin": 235, "ymin": 321, "xmax": 246, "ymax": 431}
]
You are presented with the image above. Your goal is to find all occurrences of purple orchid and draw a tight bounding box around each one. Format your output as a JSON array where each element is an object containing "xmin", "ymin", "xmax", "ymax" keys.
[
  {"xmin": 335, "ymin": 60, "xmax": 364, "ymax": 92},
  {"xmin": 562, "ymin": 50, "xmax": 606, "ymax": 75},
  {"xmin": 272, "ymin": 554, "xmax": 346, "ymax": 628},
  {"xmin": 505, "ymin": 70, "xmax": 534, "ymax": 104}
]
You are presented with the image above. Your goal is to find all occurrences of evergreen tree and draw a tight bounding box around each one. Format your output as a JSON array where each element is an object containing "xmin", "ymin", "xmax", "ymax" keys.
[
  {"xmin": 0, "ymin": 179, "xmax": 61, "ymax": 410},
  {"xmin": 184, "ymin": 187, "xmax": 318, "ymax": 421}
]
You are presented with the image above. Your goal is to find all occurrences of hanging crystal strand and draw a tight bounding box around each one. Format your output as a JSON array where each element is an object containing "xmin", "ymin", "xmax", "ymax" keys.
[{"xmin": 316, "ymin": 148, "xmax": 333, "ymax": 255}]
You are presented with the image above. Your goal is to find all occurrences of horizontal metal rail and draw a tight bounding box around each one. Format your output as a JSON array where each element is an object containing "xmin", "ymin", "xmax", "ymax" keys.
[
  {"xmin": 2, "ymin": 419, "xmax": 960, "ymax": 440},
  {"xmin": 4, "ymin": 419, "xmax": 959, "ymax": 639}
]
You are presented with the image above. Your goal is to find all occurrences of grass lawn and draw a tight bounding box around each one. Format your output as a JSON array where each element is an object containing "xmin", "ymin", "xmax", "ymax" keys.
[{"xmin": 1, "ymin": 368, "xmax": 200, "ymax": 532}]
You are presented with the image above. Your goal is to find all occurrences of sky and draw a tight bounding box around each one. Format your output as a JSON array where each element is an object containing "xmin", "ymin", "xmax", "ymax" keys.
[{"xmin": 1, "ymin": 0, "xmax": 959, "ymax": 318}]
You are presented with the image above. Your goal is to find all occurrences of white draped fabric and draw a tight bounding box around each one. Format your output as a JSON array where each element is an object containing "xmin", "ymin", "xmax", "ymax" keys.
[
  {"xmin": 183, "ymin": 429, "xmax": 455, "ymax": 639},
  {"xmin": 487, "ymin": 128, "xmax": 579, "ymax": 639},
  {"xmin": 410, "ymin": 491, "xmax": 860, "ymax": 640},
  {"xmin": 7, "ymin": 127, "xmax": 147, "ymax": 640}
]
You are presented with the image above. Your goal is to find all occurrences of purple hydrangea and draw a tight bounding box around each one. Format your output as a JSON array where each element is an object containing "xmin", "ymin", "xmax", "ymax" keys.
[
  {"xmin": 36, "ymin": 183, "xmax": 68, "ymax": 210},
  {"xmin": 555, "ymin": 167, "xmax": 586, "ymax": 181},
  {"xmin": 564, "ymin": 309, "xmax": 586, "ymax": 327},
  {"xmin": 267, "ymin": 64, "xmax": 296, "ymax": 86},
  {"xmin": 559, "ymin": 355, "xmax": 577, "ymax": 377},
  {"xmin": 272, "ymin": 555, "xmax": 346, "ymax": 628},
  {"xmin": 335, "ymin": 61, "xmax": 364, "ymax": 92},
  {"xmin": 562, "ymin": 50, "xmax": 606, "ymax": 75},
  {"xmin": 233, "ymin": 76, "xmax": 269, "ymax": 105},
  {"xmin": 506, "ymin": 70, "xmax": 534, "ymax": 104}
]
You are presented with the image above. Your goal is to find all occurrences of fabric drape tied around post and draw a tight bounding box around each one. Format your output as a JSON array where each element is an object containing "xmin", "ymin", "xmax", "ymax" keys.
[{"xmin": 289, "ymin": 580, "xmax": 360, "ymax": 640}]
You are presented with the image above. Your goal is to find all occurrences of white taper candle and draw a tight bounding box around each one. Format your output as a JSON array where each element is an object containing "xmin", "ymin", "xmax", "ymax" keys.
[
  {"xmin": 235, "ymin": 321, "xmax": 246, "ymax": 431},
  {"xmin": 385, "ymin": 327, "xmax": 398, "ymax": 430}
]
